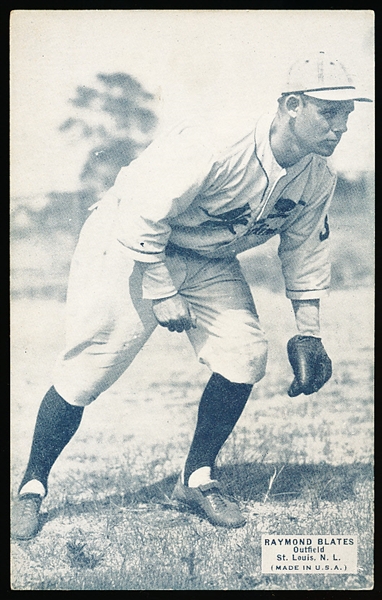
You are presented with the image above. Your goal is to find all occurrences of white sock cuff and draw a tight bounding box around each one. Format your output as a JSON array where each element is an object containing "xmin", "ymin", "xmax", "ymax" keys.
[
  {"xmin": 19, "ymin": 479, "xmax": 46, "ymax": 498},
  {"xmin": 187, "ymin": 466, "xmax": 213, "ymax": 488}
]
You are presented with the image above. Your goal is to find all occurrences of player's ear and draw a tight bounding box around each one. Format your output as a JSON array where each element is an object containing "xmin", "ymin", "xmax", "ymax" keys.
[{"xmin": 285, "ymin": 94, "xmax": 304, "ymax": 118}]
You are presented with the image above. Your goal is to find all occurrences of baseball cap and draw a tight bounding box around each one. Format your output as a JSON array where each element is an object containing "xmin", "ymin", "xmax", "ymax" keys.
[{"xmin": 282, "ymin": 51, "xmax": 372, "ymax": 102}]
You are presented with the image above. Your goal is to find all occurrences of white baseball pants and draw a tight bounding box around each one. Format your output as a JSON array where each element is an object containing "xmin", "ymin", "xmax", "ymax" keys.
[{"xmin": 52, "ymin": 198, "xmax": 268, "ymax": 406}]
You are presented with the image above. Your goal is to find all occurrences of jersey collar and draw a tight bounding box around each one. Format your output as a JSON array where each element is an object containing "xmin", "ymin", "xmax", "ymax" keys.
[{"xmin": 254, "ymin": 112, "xmax": 314, "ymax": 179}]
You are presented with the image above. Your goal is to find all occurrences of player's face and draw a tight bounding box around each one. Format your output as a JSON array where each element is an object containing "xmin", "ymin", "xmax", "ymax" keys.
[{"xmin": 293, "ymin": 97, "xmax": 355, "ymax": 156}]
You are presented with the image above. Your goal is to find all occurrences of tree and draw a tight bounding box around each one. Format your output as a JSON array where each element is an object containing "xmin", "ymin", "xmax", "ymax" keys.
[{"xmin": 59, "ymin": 72, "xmax": 158, "ymax": 199}]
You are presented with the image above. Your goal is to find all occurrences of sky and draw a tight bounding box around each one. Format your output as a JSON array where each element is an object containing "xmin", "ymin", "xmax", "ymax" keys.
[{"xmin": 10, "ymin": 10, "xmax": 374, "ymax": 197}]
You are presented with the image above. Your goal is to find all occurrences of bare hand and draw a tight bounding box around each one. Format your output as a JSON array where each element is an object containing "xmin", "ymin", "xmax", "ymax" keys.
[{"xmin": 152, "ymin": 295, "xmax": 197, "ymax": 332}]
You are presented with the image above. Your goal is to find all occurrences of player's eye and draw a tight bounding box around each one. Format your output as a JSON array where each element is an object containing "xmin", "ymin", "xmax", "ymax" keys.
[{"xmin": 321, "ymin": 110, "xmax": 337, "ymax": 118}]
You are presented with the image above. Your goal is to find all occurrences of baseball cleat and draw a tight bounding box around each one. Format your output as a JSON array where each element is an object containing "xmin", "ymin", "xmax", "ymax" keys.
[
  {"xmin": 171, "ymin": 477, "xmax": 246, "ymax": 528},
  {"xmin": 11, "ymin": 493, "xmax": 43, "ymax": 540}
]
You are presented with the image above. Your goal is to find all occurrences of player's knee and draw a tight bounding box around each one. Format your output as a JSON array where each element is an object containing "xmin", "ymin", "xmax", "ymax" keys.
[
  {"xmin": 199, "ymin": 337, "xmax": 268, "ymax": 385},
  {"xmin": 249, "ymin": 338, "xmax": 268, "ymax": 383},
  {"xmin": 232, "ymin": 337, "xmax": 268, "ymax": 384},
  {"xmin": 53, "ymin": 383, "xmax": 100, "ymax": 407},
  {"xmin": 68, "ymin": 392, "xmax": 99, "ymax": 407}
]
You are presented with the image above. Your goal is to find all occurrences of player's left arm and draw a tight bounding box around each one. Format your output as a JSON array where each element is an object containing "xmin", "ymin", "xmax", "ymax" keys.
[
  {"xmin": 287, "ymin": 299, "xmax": 332, "ymax": 396},
  {"xmin": 279, "ymin": 165, "xmax": 336, "ymax": 396}
]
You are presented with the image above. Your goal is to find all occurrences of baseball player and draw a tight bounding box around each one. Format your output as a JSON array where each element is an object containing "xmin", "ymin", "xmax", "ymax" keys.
[{"xmin": 12, "ymin": 52, "xmax": 371, "ymax": 539}]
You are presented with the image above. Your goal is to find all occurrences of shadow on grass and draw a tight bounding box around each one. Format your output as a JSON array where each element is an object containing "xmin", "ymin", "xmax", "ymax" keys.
[
  {"xmin": 217, "ymin": 461, "xmax": 373, "ymax": 503},
  {"xmin": 41, "ymin": 461, "xmax": 373, "ymax": 526}
]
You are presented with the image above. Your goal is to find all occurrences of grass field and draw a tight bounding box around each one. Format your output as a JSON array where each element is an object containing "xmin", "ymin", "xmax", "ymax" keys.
[{"xmin": 10, "ymin": 282, "xmax": 373, "ymax": 590}]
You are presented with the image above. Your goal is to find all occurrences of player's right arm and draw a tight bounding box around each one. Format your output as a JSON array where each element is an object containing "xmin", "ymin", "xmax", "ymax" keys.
[
  {"xmin": 139, "ymin": 260, "xmax": 196, "ymax": 332},
  {"xmin": 113, "ymin": 122, "xmax": 215, "ymax": 264},
  {"xmin": 109, "ymin": 122, "xmax": 215, "ymax": 331},
  {"xmin": 151, "ymin": 294, "xmax": 197, "ymax": 332}
]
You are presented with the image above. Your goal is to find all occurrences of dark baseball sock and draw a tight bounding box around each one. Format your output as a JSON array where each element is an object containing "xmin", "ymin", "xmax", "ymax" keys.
[
  {"xmin": 183, "ymin": 372, "xmax": 253, "ymax": 485},
  {"xmin": 18, "ymin": 386, "xmax": 84, "ymax": 495}
]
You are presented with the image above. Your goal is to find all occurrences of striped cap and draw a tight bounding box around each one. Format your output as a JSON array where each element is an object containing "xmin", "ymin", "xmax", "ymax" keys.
[{"xmin": 282, "ymin": 51, "xmax": 372, "ymax": 102}]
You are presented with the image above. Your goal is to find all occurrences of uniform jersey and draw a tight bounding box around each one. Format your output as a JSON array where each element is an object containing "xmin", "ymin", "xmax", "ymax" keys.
[{"xmin": 93, "ymin": 112, "xmax": 337, "ymax": 301}]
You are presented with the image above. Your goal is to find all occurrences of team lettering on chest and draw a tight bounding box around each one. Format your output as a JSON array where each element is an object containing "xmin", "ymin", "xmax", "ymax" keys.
[
  {"xmin": 245, "ymin": 197, "xmax": 305, "ymax": 236},
  {"xmin": 199, "ymin": 197, "xmax": 304, "ymax": 237}
]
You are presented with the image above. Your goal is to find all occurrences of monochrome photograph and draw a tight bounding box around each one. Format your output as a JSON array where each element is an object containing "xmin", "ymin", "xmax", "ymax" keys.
[{"xmin": 10, "ymin": 10, "xmax": 374, "ymax": 590}]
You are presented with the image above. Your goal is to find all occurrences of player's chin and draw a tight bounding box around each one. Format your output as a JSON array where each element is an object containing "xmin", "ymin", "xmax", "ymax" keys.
[
  {"xmin": 316, "ymin": 141, "xmax": 339, "ymax": 156},
  {"xmin": 316, "ymin": 148, "xmax": 335, "ymax": 157}
]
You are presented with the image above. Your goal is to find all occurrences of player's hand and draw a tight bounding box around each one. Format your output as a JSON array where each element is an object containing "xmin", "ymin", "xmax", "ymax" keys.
[
  {"xmin": 287, "ymin": 335, "xmax": 332, "ymax": 397},
  {"xmin": 152, "ymin": 294, "xmax": 197, "ymax": 333}
]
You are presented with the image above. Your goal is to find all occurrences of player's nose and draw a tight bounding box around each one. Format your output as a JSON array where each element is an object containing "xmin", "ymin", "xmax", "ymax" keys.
[{"xmin": 332, "ymin": 115, "xmax": 348, "ymax": 135}]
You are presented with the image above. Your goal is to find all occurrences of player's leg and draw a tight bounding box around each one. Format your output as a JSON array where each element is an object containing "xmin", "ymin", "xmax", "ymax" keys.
[
  {"xmin": 172, "ymin": 372, "xmax": 252, "ymax": 528},
  {"xmin": 12, "ymin": 386, "xmax": 85, "ymax": 540},
  {"xmin": 183, "ymin": 373, "xmax": 253, "ymax": 486},
  {"xmin": 171, "ymin": 253, "xmax": 267, "ymax": 527},
  {"xmin": 17, "ymin": 387, "xmax": 84, "ymax": 497},
  {"xmin": 183, "ymin": 253, "xmax": 268, "ymax": 482},
  {"xmin": 12, "ymin": 200, "xmax": 158, "ymax": 539}
]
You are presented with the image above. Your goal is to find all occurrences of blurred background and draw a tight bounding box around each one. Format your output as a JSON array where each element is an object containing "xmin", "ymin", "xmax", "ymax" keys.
[{"xmin": 10, "ymin": 10, "xmax": 374, "ymax": 299}]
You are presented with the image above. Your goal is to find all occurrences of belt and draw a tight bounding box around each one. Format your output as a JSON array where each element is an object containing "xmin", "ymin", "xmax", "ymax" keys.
[{"xmin": 165, "ymin": 242, "xmax": 205, "ymax": 260}]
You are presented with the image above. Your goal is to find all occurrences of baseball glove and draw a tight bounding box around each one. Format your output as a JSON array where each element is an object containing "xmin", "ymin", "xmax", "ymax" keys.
[{"xmin": 287, "ymin": 335, "xmax": 332, "ymax": 397}]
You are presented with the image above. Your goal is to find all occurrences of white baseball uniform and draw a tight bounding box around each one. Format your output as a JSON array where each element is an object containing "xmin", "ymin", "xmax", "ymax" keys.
[{"xmin": 52, "ymin": 112, "xmax": 336, "ymax": 406}]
